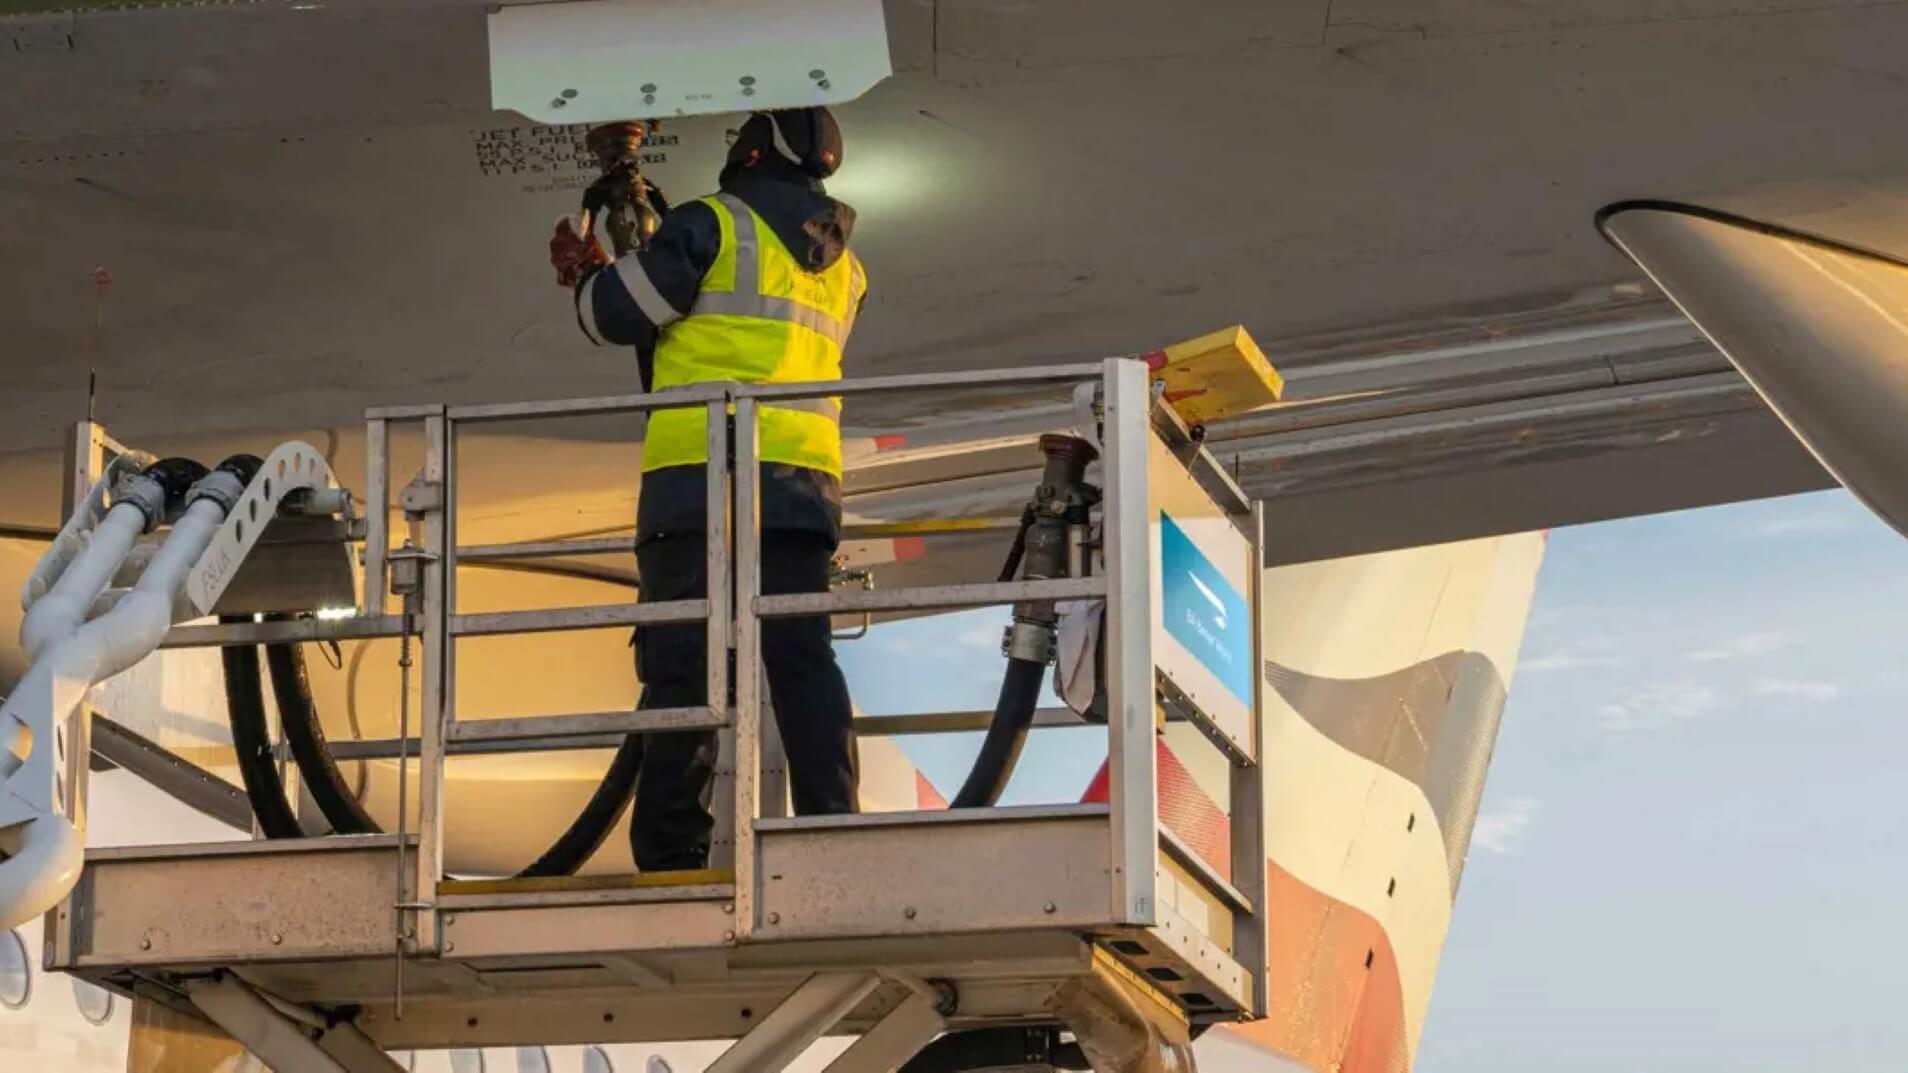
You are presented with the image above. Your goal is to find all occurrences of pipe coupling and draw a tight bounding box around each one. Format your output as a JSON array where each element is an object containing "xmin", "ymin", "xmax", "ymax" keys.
[
  {"xmin": 120, "ymin": 458, "xmax": 211, "ymax": 529},
  {"xmin": 1001, "ymin": 621, "xmax": 1057, "ymax": 664},
  {"xmin": 187, "ymin": 470, "xmax": 248, "ymax": 514},
  {"xmin": 110, "ymin": 473, "xmax": 171, "ymax": 533},
  {"xmin": 189, "ymin": 454, "xmax": 263, "ymax": 514}
]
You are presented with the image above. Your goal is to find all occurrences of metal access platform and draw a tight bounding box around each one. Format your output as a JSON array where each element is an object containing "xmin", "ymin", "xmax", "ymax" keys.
[{"xmin": 46, "ymin": 359, "xmax": 1272, "ymax": 1071}]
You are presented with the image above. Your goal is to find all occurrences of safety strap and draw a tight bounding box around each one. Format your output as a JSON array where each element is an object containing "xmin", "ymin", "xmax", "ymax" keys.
[{"xmin": 691, "ymin": 194, "xmax": 852, "ymax": 348}]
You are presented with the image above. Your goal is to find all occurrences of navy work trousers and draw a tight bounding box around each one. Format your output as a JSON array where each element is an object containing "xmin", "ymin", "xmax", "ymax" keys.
[{"xmin": 630, "ymin": 530, "xmax": 859, "ymax": 871}]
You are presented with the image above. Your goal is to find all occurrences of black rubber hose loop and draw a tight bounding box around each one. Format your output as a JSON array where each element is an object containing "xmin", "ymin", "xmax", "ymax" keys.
[
  {"xmin": 950, "ymin": 658, "xmax": 1046, "ymax": 809},
  {"xmin": 220, "ymin": 615, "xmax": 303, "ymax": 839},
  {"xmin": 136, "ymin": 458, "xmax": 211, "ymax": 526},
  {"xmin": 264, "ymin": 615, "xmax": 380, "ymax": 835},
  {"xmin": 515, "ymin": 735, "xmax": 647, "ymax": 878}
]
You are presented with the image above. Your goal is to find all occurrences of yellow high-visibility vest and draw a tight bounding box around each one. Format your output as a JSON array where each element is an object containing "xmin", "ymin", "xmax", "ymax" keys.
[{"xmin": 643, "ymin": 192, "xmax": 867, "ymax": 477}]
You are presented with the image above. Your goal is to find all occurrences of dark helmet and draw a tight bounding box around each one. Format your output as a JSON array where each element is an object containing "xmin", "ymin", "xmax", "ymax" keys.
[{"xmin": 726, "ymin": 107, "xmax": 843, "ymax": 179}]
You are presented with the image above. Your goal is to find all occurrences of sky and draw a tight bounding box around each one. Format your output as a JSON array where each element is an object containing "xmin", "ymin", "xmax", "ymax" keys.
[
  {"xmin": 842, "ymin": 486, "xmax": 1908, "ymax": 1073},
  {"xmin": 1418, "ymin": 488, "xmax": 1908, "ymax": 1073}
]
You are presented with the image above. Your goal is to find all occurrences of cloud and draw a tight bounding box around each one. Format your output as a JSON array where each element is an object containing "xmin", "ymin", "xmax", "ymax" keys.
[
  {"xmin": 1597, "ymin": 682, "xmax": 1720, "ymax": 732},
  {"xmin": 1521, "ymin": 633, "xmax": 1627, "ymax": 673},
  {"xmin": 1522, "ymin": 652, "xmax": 1624, "ymax": 673},
  {"xmin": 1753, "ymin": 512, "xmax": 1850, "ymax": 537},
  {"xmin": 1750, "ymin": 677, "xmax": 1840, "ymax": 703},
  {"xmin": 955, "ymin": 620, "xmax": 1005, "ymax": 652},
  {"xmin": 1684, "ymin": 632, "xmax": 1795, "ymax": 663},
  {"xmin": 1472, "ymin": 797, "xmax": 1541, "ymax": 854}
]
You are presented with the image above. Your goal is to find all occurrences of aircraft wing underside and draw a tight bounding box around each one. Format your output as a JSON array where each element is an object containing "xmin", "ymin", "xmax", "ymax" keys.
[{"xmin": 6, "ymin": 0, "xmax": 1908, "ymax": 556}]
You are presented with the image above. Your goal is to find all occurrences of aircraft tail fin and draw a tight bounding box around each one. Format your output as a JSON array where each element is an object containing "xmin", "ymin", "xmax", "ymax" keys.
[{"xmin": 1084, "ymin": 532, "xmax": 1546, "ymax": 1072}]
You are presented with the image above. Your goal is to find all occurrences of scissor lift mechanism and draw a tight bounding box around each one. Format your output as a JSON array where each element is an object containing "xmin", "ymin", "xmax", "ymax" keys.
[{"xmin": 45, "ymin": 360, "xmax": 1270, "ymax": 1072}]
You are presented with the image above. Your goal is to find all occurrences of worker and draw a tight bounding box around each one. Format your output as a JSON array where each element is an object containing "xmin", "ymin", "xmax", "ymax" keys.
[{"xmin": 549, "ymin": 107, "xmax": 866, "ymax": 872}]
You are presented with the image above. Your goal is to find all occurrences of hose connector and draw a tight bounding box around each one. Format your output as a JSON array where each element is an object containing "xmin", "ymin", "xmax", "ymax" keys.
[
  {"xmin": 1014, "ymin": 434, "xmax": 1103, "ymax": 633},
  {"xmin": 1024, "ymin": 435, "xmax": 1100, "ymax": 578},
  {"xmin": 116, "ymin": 458, "xmax": 209, "ymax": 531},
  {"xmin": 283, "ymin": 487, "xmax": 352, "ymax": 518},
  {"xmin": 188, "ymin": 455, "xmax": 262, "ymax": 514}
]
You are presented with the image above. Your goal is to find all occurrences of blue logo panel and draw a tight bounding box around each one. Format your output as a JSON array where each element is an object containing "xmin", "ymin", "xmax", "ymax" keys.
[{"xmin": 1160, "ymin": 512, "xmax": 1253, "ymax": 705}]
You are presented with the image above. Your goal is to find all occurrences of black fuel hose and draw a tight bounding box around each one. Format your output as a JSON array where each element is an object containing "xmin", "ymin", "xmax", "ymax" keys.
[
  {"xmin": 216, "ymin": 468, "xmax": 1059, "ymax": 854},
  {"xmin": 950, "ymin": 658, "xmax": 1046, "ymax": 808},
  {"xmin": 220, "ymin": 616, "xmax": 304, "ymax": 839},
  {"xmin": 207, "ymin": 455, "xmax": 311, "ymax": 840},
  {"xmin": 261, "ymin": 611, "xmax": 648, "ymax": 874},
  {"xmin": 210, "ymin": 583, "xmax": 646, "ymax": 874},
  {"xmin": 996, "ymin": 507, "xmax": 1034, "ymax": 583},
  {"xmin": 950, "ymin": 512, "xmax": 1048, "ymax": 809},
  {"xmin": 949, "ymin": 434, "xmax": 1095, "ymax": 810},
  {"xmin": 221, "ymin": 620, "xmax": 647, "ymax": 873},
  {"xmin": 264, "ymin": 617, "xmax": 379, "ymax": 835},
  {"xmin": 515, "ymin": 734, "xmax": 645, "ymax": 877}
]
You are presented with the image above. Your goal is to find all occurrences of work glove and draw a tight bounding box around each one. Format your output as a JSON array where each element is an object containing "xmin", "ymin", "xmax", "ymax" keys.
[{"xmin": 550, "ymin": 215, "xmax": 610, "ymax": 288}]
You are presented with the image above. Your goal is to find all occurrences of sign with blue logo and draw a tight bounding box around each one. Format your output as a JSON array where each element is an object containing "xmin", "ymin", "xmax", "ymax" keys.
[{"xmin": 1159, "ymin": 512, "xmax": 1253, "ymax": 705}]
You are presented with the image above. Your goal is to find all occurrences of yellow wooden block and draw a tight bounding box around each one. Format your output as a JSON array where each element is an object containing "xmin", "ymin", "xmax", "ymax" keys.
[{"xmin": 1140, "ymin": 325, "xmax": 1284, "ymax": 426}]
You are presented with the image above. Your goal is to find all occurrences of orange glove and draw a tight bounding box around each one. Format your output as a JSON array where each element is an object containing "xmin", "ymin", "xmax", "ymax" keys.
[{"xmin": 550, "ymin": 216, "xmax": 611, "ymax": 288}]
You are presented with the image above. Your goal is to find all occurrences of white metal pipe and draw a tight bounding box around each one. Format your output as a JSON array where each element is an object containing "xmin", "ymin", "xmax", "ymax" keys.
[
  {"xmin": 0, "ymin": 496, "xmax": 228, "ymax": 929},
  {"xmin": 20, "ymin": 451, "xmax": 155, "ymax": 613},
  {"xmin": 287, "ymin": 487, "xmax": 351, "ymax": 516},
  {"xmin": 92, "ymin": 498, "xmax": 226, "ymax": 679},
  {"xmin": 108, "ymin": 541, "xmax": 163, "ymax": 590},
  {"xmin": 19, "ymin": 501, "xmax": 148, "ymax": 661}
]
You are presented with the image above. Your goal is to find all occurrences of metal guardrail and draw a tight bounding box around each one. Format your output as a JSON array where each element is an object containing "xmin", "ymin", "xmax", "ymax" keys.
[
  {"xmin": 96, "ymin": 360, "xmax": 1265, "ymax": 1016},
  {"xmin": 342, "ymin": 360, "xmax": 1166, "ymax": 953}
]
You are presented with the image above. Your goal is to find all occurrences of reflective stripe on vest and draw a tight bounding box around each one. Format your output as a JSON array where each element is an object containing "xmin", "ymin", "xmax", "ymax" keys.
[
  {"xmin": 643, "ymin": 193, "xmax": 865, "ymax": 477},
  {"xmin": 690, "ymin": 198, "xmax": 852, "ymax": 347}
]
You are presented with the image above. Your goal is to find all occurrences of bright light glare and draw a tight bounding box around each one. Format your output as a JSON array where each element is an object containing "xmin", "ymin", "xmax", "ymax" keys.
[
  {"xmin": 825, "ymin": 147, "xmax": 935, "ymax": 217},
  {"xmin": 313, "ymin": 606, "xmax": 357, "ymax": 620}
]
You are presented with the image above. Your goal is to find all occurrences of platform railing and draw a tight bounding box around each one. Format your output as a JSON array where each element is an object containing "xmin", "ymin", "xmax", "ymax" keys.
[
  {"xmin": 331, "ymin": 360, "xmax": 1153, "ymax": 952},
  {"xmin": 103, "ymin": 358, "xmax": 1263, "ymax": 1018}
]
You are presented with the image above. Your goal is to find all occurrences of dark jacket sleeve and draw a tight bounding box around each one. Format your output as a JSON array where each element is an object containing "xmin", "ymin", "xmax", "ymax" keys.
[{"xmin": 573, "ymin": 199, "xmax": 721, "ymax": 386}]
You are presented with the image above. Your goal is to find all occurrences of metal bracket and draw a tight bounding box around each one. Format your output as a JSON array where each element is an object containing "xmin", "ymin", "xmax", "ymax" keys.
[
  {"xmin": 386, "ymin": 544, "xmax": 437, "ymax": 599},
  {"xmin": 820, "ymin": 985, "xmax": 948, "ymax": 1073},
  {"xmin": 397, "ymin": 477, "xmax": 443, "ymax": 517},
  {"xmin": 90, "ymin": 716, "xmax": 252, "ymax": 832},
  {"xmin": 705, "ymin": 972, "xmax": 884, "ymax": 1073},
  {"xmin": 1002, "ymin": 621, "xmax": 1058, "ymax": 664},
  {"xmin": 186, "ymin": 971, "xmax": 405, "ymax": 1073},
  {"xmin": 830, "ymin": 563, "xmax": 875, "ymax": 641}
]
